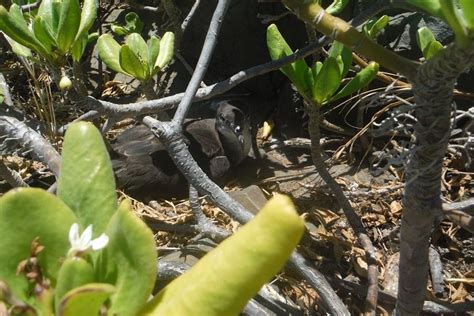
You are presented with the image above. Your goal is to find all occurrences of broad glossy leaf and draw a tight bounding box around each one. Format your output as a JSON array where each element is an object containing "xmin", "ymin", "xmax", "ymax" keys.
[
  {"xmin": 111, "ymin": 24, "xmax": 127, "ymax": 36},
  {"xmin": 57, "ymin": 122, "xmax": 117, "ymax": 233},
  {"xmin": 141, "ymin": 194, "xmax": 304, "ymax": 316},
  {"xmin": 120, "ymin": 44, "xmax": 148, "ymax": 80},
  {"xmin": 57, "ymin": 0, "xmax": 80, "ymax": 54},
  {"xmin": 74, "ymin": 0, "xmax": 97, "ymax": 43},
  {"xmin": 38, "ymin": 0, "xmax": 60, "ymax": 36},
  {"xmin": 329, "ymin": 61, "xmax": 379, "ymax": 103},
  {"xmin": 154, "ymin": 31, "xmax": 175, "ymax": 72},
  {"xmin": 460, "ymin": 0, "xmax": 474, "ymax": 29},
  {"xmin": 32, "ymin": 16, "xmax": 54, "ymax": 52},
  {"xmin": 0, "ymin": 188, "xmax": 77, "ymax": 305},
  {"xmin": 99, "ymin": 201, "xmax": 157, "ymax": 316},
  {"xmin": 0, "ymin": 5, "xmax": 49, "ymax": 57},
  {"xmin": 312, "ymin": 56, "xmax": 342, "ymax": 104},
  {"xmin": 55, "ymin": 257, "xmax": 94, "ymax": 312},
  {"xmin": 266, "ymin": 24, "xmax": 309, "ymax": 94},
  {"xmin": 58, "ymin": 283, "xmax": 115, "ymax": 316},
  {"xmin": 326, "ymin": 0, "xmax": 349, "ymax": 15},
  {"xmin": 125, "ymin": 33, "xmax": 149, "ymax": 76},
  {"xmin": 97, "ymin": 34, "xmax": 123, "ymax": 73},
  {"xmin": 148, "ymin": 35, "xmax": 160, "ymax": 73},
  {"xmin": 311, "ymin": 61, "xmax": 323, "ymax": 78}
]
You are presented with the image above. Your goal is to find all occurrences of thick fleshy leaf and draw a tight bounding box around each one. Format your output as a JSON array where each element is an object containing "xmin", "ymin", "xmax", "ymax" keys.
[
  {"xmin": 97, "ymin": 34, "xmax": 124, "ymax": 74},
  {"xmin": 124, "ymin": 11, "xmax": 144, "ymax": 34},
  {"xmin": 460, "ymin": 0, "xmax": 474, "ymax": 30},
  {"xmin": 125, "ymin": 33, "xmax": 149, "ymax": 76},
  {"xmin": 55, "ymin": 257, "xmax": 94, "ymax": 312},
  {"xmin": 38, "ymin": 0, "xmax": 60, "ymax": 36},
  {"xmin": 147, "ymin": 35, "xmax": 160, "ymax": 73},
  {"xmin": 4, "ymin": 34, "xmax": 32, "ymax": 57},
  {"xmin": 120, "ymin": 44, "xmax": 148, "ymax": 80},
  {"xmin": 71, "ymin": 32, "xmax": 88, "ymax": 62},
  {"xmin": 32, "ymin": 16, "xmax": 54, "ymax": 52},
  {"xmin": 416, "ymin": 26, "xmax": 435, "ymax": 54},
  {"xmin": 57, "ymin": 122, "xmax": 117, "ymax": 233},
  {"xmin": 141, "ymin": 194, "xmax": 304, "ymax": 316},
  {"xmin": 0, "ymin": 188, "xmax": 77, "ymax": 305},
  {"xmin": 312, "ymin": 56, "xmax": 342, "ymax": 104},
  {"xmin": 57, "ymin": 0, "xmax": 80, "ymax": 54},
  {"xmin": 329, "ymin": 61, "xmax": 379, "ymax": 103},
  {"xmin": 0, "ymin": 5, "xmax": 50, "ymax": 57},
  {"xmin": 328, "ymin": 41, "xmax": 352, "ymax": 78},
  {"xmin": 74, "ymin": 0, "xmax": 97, "ymax": 43},
  {"xmin": 266, "ymin": 24, "xmax": 309, "ymax": 94},
  {"xmin": 363, "ymin": 15, "xmax": 389, "ymax": 39},
  {"xmin": 326, "ymin": 0, "xmax": 349, "ymax": 15},
  {"xmin": 154, "ymin": 32, "xmax": 174, "ymax": 72},
  {"xmin": 58, "ymin": 283, "xmax": 115, "ymax": 316},
  {"xmin": 99, "ymin": 200, "xmax": 157, "ymax": 316}
]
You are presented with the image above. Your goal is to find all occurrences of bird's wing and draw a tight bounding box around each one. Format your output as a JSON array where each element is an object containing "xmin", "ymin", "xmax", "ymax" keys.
[{"xmin": 111, "ymin": 125, "xmax": 165, "ymax": 157}]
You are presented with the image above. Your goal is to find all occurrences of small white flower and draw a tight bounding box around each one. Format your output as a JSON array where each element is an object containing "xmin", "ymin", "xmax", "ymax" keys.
[{"xmin": 68, "ymin": 223, "xmax": 109, "ymax": 257}]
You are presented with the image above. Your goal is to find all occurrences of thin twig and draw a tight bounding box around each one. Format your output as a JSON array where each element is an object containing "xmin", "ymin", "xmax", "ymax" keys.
[
  {"xmin": 172, "ymin": 0, "xmax": 232, "ymax": 128},
  {"xmin": 181, "ymin": 0, "xmax": 201, "ymax": 34},
  {"xmin": 0, "ymin": 159, "xmax": 28, "ymax": 188}
]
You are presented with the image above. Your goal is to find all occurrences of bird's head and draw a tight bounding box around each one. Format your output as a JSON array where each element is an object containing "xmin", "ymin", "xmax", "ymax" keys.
[{"xmin": 215, "ymin": 102, "xmax": 251, "ymax": 165}]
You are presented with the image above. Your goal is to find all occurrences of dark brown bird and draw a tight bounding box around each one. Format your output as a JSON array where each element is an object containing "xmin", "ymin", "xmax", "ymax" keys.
[{"xmin": 110, "ymin": 102, "xmax": 251, "ymax": 200}]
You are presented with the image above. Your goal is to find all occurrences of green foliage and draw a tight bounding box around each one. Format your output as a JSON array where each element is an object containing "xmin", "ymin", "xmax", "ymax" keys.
[
  {"xmin": 97, "ymin": 32, "xmax": 175, "ymax": 82},
  {"xmin": 141, "ymin": 194, "xmax": 304, "ymax": 316},
  {"xmin": 416, "ymin": 26, "xmax": 444, "ymax": 59},
  {"xmin": 266, "ymin": 24, "xmax": 379, "ymax": 106},
  {"xmin": 111, "ymin": 12, "xmax": 144, "ymax": 36},
  {"xmin": 325, "ymin": 0, "xmax": 349, "ymax": 15},
  {"xmin": 0, "ymin": 0, "xmax": 97, "ymax": 64},
  {"xmin": 0, "ymin": 121, "xmax": 305, "ymax": 315},
  {"xmin": 363, "ymin": 15, "xmax": 389, "ymax": 39}
]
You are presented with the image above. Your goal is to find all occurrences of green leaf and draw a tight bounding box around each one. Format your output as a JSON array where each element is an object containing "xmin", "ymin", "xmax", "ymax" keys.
[
  {"xmin": 154, "ymin": 31, "xmax": 175, "ymax": 72},
  {"xmin": 58, "ymin": 283, "xmax": 115, "ymax": 316},
  {"xmin": 0, "ymin": 5, "xmax": 50, "ymax": 57},
  {"xmin": 460, "ymin": 0, "xmax": 474, "ymax": 30},
  {"xmin": 326, "ymin": 0, "xmax": 349, "ymax": 15},
  {"xmin": 71, "ymin": 32, "xmax": 88, "ymax": 62},
  {"xmin": 416, "ymin": 26, "xmax": 435, "ymax": 53},
  {"xmin": 99, "ymin": 201, "xmax": 157, "ymax": 316},
  {"xmin": 97, "ymin": 34, "xmax": 124, "ymax": 74},
  {"xmin": 124, "ymin": 11, "xmax": 144, "ymax": 34},
  {"xmin": 329, "ymin": 61, "xmax": 379, "ymax": 103},
  {"xmin": 32, "ymin": 16, "xmax": 54, "ymax": 52},
  {"xmin": 311, "ymin": 61, "xmax": 323, "ymax": 78},
  {"xmin": 266, "ymin": 24, "xmax": 309, "ymax": 94},
  {"xmin": 141, "ymin": 194, "xmax": 304, "ymax": 316},
  {"xmin": 439, "ymin": 0, "xmax": 468, "ymax": 46},
  {"xmin": 125, "ymin": 33, "xmax": 149, "ymax": 77},
  {"xmin": 57, "ymin": 122, "xmax": 117, "ymax": 234},
  {"xmin": 403, "ymin": 0, "xmax": 442, "ymax": 18},
  {"xmin": 74, "ymin": 0, "xmax": 97, "ymax": 44},
  {"xmin": 328, "ymin": 41, "xmax": 352, "ymax": 78},
  {"xmin": 55, "ymin": 257, "xmax": 94, "ymax": 312},
  {"xmin": 3, "ymin": 34, "xmax": 32, "ymax": 57},
  {"xmin": 311, "ymin": 56, "xmax": 342, "ymax": 104},
  {"xmin": 363, "ymin": 15, "xmax": 389, "ymax": 39},
  {"xmin": 416, "ymin": 26, "xmax": 443, "ymax": 59},
  {"xmin": 111, "ymin": 24, "xmax": 127, "ymax": 36},
  {"xmin": 38, "ymin": 0, "xmax": 60, "ymax": 36},
  {"xmin": 57, "ymin": 0, "xmax": 81, "ymax": 54},
  {"xmin": 120, "ymin": 44, "xmax": 148, "ymax": 80},
  {"xmin": 424, "ymin": 40, "xmax": 443, "ymax": 59},
  {"xmin": 147, "ymin": 35, "xmax": 160, "ymax": 74},
  {"xmin": 0, "ymin": 188, "xmax": 77, "ymax": 305}
]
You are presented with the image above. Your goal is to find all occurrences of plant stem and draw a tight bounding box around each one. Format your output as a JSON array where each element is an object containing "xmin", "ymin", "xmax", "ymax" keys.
[{"xmin": 306, "ymin": 104, "xmax": 378, "ymax": 315}]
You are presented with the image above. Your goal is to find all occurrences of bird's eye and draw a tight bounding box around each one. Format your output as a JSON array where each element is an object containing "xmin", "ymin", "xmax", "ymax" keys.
[{"xmin": 234, "ymin": 125, "xmax": 241, "ymax": 133}]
